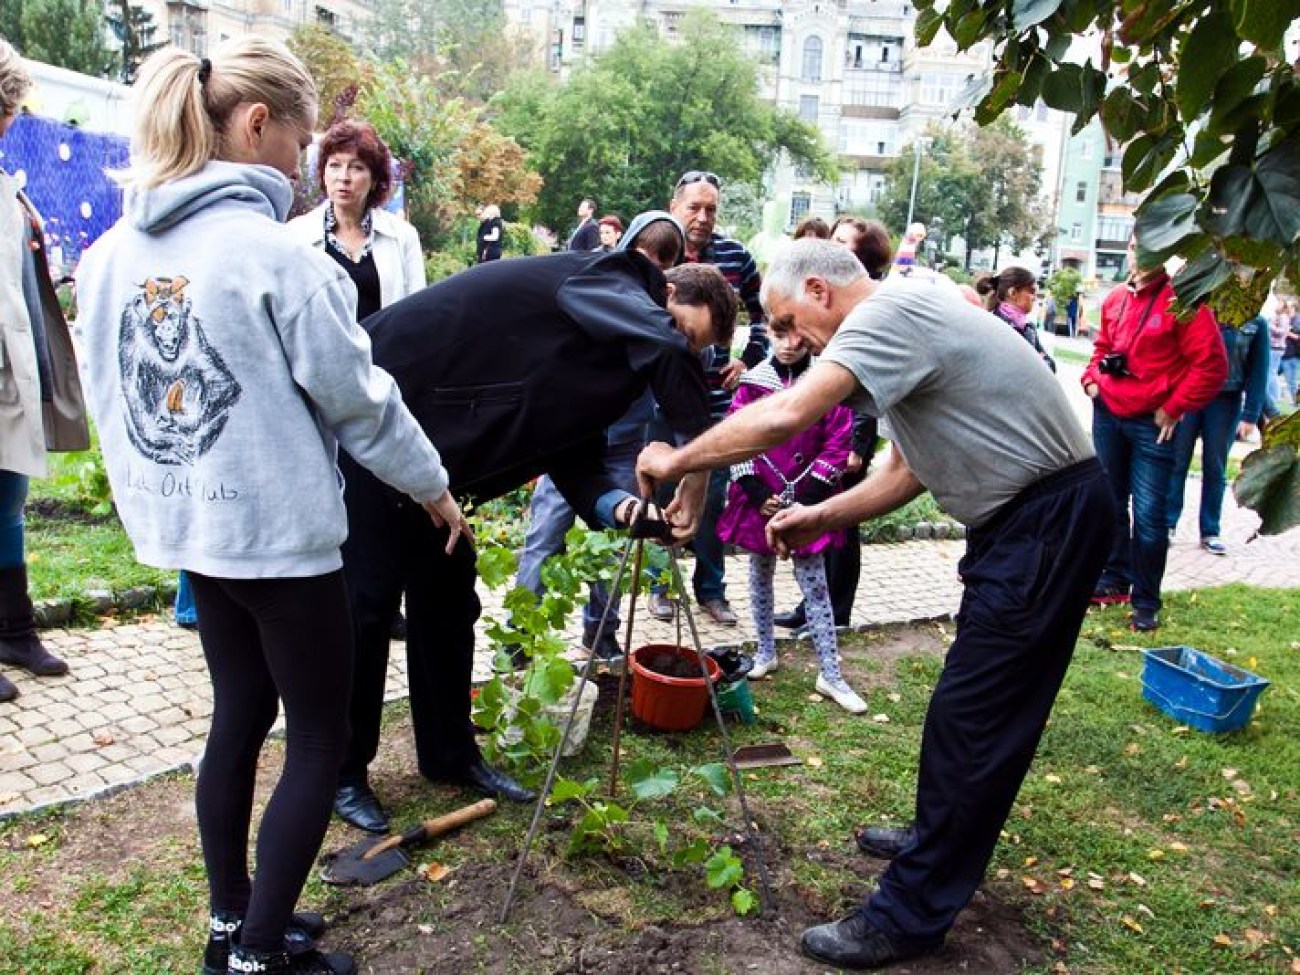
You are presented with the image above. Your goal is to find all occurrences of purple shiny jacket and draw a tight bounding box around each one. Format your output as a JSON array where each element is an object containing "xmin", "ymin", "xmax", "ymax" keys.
[{"xmin": 716, "ymin": 357, "xmax": 854, "ymax": 557}]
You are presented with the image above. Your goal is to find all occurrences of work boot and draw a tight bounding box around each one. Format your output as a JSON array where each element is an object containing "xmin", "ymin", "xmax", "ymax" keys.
[
  {"xmin": 226, "ymin": 941, "xmax": 354, "ymax": 974},
  {"xmin": 0, "ymin": 671, "xmax": 17, "ymax": 703},
  {"xmin": 203, "ymin": 912, "xmax": 327, "ymax": 975},
  {"xmin": 855, "ymin": 823, "xmax": 917, "ymax": 859},
  {"xmin": 0, "ymin": 566, "xmax": 68, "ymax": 677}
]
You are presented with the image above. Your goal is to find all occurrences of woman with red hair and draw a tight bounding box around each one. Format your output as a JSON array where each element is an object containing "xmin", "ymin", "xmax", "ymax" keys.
[
  {"xmin": 289, "ymin": 118, "xmax": 424, "ymax": 320},
  {"xmin": 288, "ymin": 118, "xmax": 427, "ymax": 835}
]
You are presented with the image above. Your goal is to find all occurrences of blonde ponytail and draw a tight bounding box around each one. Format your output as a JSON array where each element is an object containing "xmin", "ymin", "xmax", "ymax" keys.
[{"xmin": 118, "ymin": 36, "xmax": 317, "ymax": 190}]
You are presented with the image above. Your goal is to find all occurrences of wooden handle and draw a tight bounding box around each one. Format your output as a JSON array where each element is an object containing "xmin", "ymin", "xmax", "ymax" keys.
[
  {"xmin": 360, "ymin": 798, "xmax": 497, "ymax": 861},
  {"xmin": 419, "ymin": 797, "xmax": 497, "ymax": 839}
]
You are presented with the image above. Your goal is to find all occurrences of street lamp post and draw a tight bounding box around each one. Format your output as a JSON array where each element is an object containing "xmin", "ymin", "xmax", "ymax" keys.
[{"xmin": 904, "ymin": 137, "xmax": 925, "ymax": 228}]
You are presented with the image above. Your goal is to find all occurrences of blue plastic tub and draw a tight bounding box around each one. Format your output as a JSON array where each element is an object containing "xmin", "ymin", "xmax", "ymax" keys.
[{"xmin": 1140, "ymin": 646, "xmax": 1270, "ymax": 733}]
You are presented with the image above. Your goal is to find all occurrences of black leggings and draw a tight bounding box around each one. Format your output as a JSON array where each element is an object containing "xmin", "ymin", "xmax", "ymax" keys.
[{"xmin": 189, "ymin": 571, "xmax": 353, "ymax": 952}]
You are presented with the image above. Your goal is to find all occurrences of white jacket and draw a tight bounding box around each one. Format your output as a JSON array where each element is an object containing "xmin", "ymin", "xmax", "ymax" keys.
[{"xmin": 287, "ymin": 202, "xmax": 426, "ymax": 309}]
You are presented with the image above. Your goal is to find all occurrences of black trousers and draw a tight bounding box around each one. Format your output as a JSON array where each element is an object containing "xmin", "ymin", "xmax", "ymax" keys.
[
  {"xmin": 189, "ymin": 571, "xmax": 352, "ymax": 952},
  {"xmin": 337, "ymin": 454, "xmax": 482, "ymax": 787},
  {"xmin": 862, "ymin": 459, "xmax": 1114, "ymax": 948}
]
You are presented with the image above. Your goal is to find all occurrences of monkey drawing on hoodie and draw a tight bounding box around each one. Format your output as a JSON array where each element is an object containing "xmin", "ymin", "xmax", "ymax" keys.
[{"xmin": 117, "ymin": 276, "xmax": 241, "ymax": 466}]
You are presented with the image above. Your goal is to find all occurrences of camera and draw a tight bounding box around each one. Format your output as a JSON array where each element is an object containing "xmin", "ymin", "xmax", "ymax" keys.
[{"xmin": 1098, "ymin": 352, "xmax": 1131, "ymax": 378}]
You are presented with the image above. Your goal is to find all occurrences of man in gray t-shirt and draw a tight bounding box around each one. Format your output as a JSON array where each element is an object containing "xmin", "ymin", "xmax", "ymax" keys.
[{"xmin": 637, "ymin": 239, "xmax": 1115, "ymax": 970}]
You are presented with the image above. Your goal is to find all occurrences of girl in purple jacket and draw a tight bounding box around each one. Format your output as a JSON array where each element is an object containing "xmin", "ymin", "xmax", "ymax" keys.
[{"xmin": 716, "ymin": 332, "xmax": 866, "ymax": 713}]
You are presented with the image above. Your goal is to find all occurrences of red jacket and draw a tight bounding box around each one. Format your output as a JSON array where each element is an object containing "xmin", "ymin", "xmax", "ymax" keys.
[{"xmin": 1083, "ymin": 273, "xmax": 1226, "ymax": 420}]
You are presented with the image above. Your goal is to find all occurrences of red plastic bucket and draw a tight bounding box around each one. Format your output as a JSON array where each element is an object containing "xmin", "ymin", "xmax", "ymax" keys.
[{"xmin": 630, "ymin": 644, "xmax": 721, "ymax": 732}]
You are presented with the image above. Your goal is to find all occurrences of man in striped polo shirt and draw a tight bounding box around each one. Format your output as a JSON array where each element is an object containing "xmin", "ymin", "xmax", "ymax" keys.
[{"xmin": 646, "ymin": 170, "xmax": 768, "ymax": 626}]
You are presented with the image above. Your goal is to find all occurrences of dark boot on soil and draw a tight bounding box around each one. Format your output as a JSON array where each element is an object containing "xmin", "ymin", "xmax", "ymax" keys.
[
  {"xmin": 0, "ymin": 565, "xmax": 68, "ymax": 676},
  {"xmin": 203, "ymin": 912, "xmax": 328, "ymax": 975},
  {"xmin": 801, "ymin": 910, "xmax": 935, "ymax": 969},
  {"xmin": 855, "ymin": 823, "xmax": 917, "ymax": 859},
  {"xmin": 0, "ymin": 670, "xmax": 17, "ymax": 703},
  {"xmin": 226, "ymin": 941, "xmax": 355, "ymax": 975}
]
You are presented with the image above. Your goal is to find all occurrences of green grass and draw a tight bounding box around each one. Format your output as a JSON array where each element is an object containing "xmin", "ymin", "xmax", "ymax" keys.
[
  {"xmin": 1, "ymin": 586, "xmax": 1294, "ymax": 972},
  {"xmin": 1053, "ymin": 345, "xmax": 1093, "ymax": 367}
]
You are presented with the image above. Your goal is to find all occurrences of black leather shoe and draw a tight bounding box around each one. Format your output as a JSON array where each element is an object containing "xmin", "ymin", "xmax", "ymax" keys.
[
  {"xmin": 333, "ymin": 783, "xmax": 390, "ymax": 834},
  {"xmin": 801, "ymin": 911, "xmax": 931, "ymax": 969},
  {"xmin": 434, "ymin": 757, "xmax": 536, "ymax": 803},
  {"xmin": 773, "ymin": 608, "xmax": 806, "ymax": 630},
  {"xmin": 855, "ymin": 823, "xmax": 916, "ymax": 859}
]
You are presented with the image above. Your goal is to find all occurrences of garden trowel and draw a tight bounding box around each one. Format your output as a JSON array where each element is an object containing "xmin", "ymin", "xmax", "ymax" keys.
[{"xmin": 320, "ymin": 798, "xmax": 496, "ymax": 886}]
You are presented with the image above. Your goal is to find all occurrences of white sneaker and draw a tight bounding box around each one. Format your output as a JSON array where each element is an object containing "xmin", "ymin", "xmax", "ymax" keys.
[
  {"xmin": 816, "ymin": 674, "xmax": 868, "ymax": 714},
  {"xmin": 748, "ymin": 654, "xmax": 779, "ymax": 679}
]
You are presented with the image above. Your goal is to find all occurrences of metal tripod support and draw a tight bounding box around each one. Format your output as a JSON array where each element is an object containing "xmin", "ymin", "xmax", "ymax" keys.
[{"xmin": 501, "ymin": 514, "xmax": 775, "ymax": 922}]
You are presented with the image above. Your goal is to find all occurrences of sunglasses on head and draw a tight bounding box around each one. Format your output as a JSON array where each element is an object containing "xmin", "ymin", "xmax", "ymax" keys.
[{"xmin": 675, "ymin": 170, "xmax": 721, "ymax": 191}]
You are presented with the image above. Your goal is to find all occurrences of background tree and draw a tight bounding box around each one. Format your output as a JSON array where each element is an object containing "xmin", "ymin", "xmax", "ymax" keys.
[
  {"xmin": 361, "ymin": 0, "xmax": 532, "ymax": 105},
  {"xmin": 288, "ymin": 24, "xmax": 370, "ymax": 126},
  {"xmin": 106, "ymin": 0, "xmax": 162, "ymax": 84},
  {"xmin": 18, "ymin": 0, "xmax": 113, "ymax": 77},
  {"xmin": 494, "ymin": 12, "xmax": 835, "ymax": 235},
  {"xmin": 355, "ymin": 60, "xmax": 540, "ymax": 248},
  {"xmin": 927, "ymin": 0, "xmax": 1300, "ymax": 528},
  {"xmin": 1, "ymin": 5, "xmax": 24, "ymax": 49},
  {"xmin": 879, "ymin": 117, "xmax": 1048, "ymax": 269}
]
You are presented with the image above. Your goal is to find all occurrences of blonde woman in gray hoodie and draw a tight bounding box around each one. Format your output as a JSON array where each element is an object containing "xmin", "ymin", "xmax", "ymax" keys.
[{"xmin": 74, "ymin": 38, "xmax": 466, "ymax": 975}]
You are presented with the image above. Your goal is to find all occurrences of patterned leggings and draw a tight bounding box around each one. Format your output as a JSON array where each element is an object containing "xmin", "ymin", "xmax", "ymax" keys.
[{"xmin": 748, "ymin": 552, "xmax": 841, "ymax": 681}]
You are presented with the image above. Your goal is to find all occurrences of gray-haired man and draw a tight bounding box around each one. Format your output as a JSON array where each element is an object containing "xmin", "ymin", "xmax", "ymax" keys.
[{"xmin": 637, "ymin": 239, "xmax": 1114, "ymax": 969}]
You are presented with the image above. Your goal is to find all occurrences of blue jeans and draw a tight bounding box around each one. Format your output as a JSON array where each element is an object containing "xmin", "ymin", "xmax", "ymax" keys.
[
  {"xmin": 0, "ymin": 470, "xmax": 29, "ymax": 569},
  {"xmin": 1166, "ymin": 392, "xmax": 1241, "ymax": 540},
  {"xmin": 1281, "ymin": 357, "xmax": 1298, "ymax": 404},
  {"xmin": 515, "ymin": 440, "xmax": 642, "ymax": 629},
  {"xmin": 1092, "ymin": 400, "xmax": 1175, "ymax": 614},
  {"xmin": 175, "ymin": 570, "xmax": 198, "ymax": 626}
]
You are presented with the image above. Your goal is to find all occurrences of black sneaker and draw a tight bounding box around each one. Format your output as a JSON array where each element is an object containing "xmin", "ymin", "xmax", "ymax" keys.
[
  {"xmin": 203, "ymin": 912, "xmax": 326, "ymax": 975},
  {"xmin": 226, "ymin": 942, "xmax": 354, "ymax": 975},
  {"xmin": 1090, "ymin": 582, "xmax": 1131, "ymax": 607},
  {"xmin": 582, "ymin": 624, "xmax": 623, "ymax": 662}
]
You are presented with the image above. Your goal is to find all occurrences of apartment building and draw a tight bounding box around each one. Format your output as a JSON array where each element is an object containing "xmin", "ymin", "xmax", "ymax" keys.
[{"xmin": 130, "ymin": 0, "xmax": 375, "ymax": 56}]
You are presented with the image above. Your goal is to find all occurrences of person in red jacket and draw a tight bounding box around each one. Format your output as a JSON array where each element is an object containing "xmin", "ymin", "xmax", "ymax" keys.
[{"xmin": 1082, "ymin": 237, "xmax": 1226, "ymax": 631}]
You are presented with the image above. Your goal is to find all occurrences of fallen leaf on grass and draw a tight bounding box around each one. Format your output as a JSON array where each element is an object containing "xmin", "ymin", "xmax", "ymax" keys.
[
  {"xmin": 1147, "ymin": 849, "xmax": 1165, "ymax": 860},
  {"xmin": 25, "ymin": 833, "xmax": 50, "ymax": 848},
  {"xmin": 1136, "ymin": 904, "xmax": 1156, "ymax": 919},
  {"xmin": 995, "ymin": 868, "xmax": 1010, "ymax": 880},
  {"xmin": 1213, "ymin": 933, "xmax": 1233, "ymax": 947},
  {"xmin": 417, "ymin": 861, "xmax": 452, "ymax": 883},
  {"xmin": 1230, "ymin": 778, "xmax": 1252, "ymax": 796},
  {"xmin": 1043, "ymin": 773, "xmax": 1062, "ymax": 784},
  {"xmin": 1059, "ymin": 877, "xmax": 1076, "ymax": 890},
  {"xmin": 1022, "ymin": 876, "xmax": 1046, "ymax": 895},
  {"xmin": 1290, "ymin": 960, "xmax": 1300, "ymax": 975},
  {"xmin": 1120, "ymin": 915, "xmax": 1144, "ymax": 933},
  {"xmin": 1168, "ymin": 841, "xmax": 1188, "ymax": 853},
  {"xmin": 1264, "ymin": 904, "xmax": 1278, "ymax": 917},
  {"xmin": 1124, "ymin": 743, "xmax": 1140, "ymax": 756},
  {"xmin": 805, "ymin": 755, "xmax": 823, "ymax": 768},
  {"xmin": 871, "ymin": 714, "xmax": 890, "ymax": 724},
  {"xmin": 1127, "ymin": 871, "xmax": 1147, "ymax": 887},
  {"xmin": 1087, "ymin": 875, "xmax": 1105, "ymax": 891},
  {"xmin": 1243, "ymin": 928, "xmax": 1269, "ymax": 947},
  {"xmin": 1024, "ymin": 856, "xmax": 1038, "ymax": 867},
  {"xmin": 806, "ymin": 694, "xmax": 821, "ymax": 703},
  {"xmin": 887, "ymin": 692, "xmax": 901, "ymax": 703},
  {"xmin": 1173, "ymin": 756, "xmax": 1188, "ymax": 768},
  {"xmin": 417, "ymin": 924, "xmax": 434, "ymax": 935},
  {"xmin": 1171, "ymin": 725, "xmax": 1191, "ymax": 736},
  {"xmin": 1222, "ymin": 768, "xmax": 1239, "ymax": 781}
]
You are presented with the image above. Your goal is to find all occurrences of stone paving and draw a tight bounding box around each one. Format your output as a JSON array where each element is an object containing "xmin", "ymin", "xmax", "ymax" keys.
[{"xmin": 2, "ymin": 480, "xmax": 1297, "ymax": 820}]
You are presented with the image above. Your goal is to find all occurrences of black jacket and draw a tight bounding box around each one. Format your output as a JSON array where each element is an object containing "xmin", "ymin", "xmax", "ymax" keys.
[{"xmin": 362, "ymin": 249, "xmax": 711, "ymax": 520}]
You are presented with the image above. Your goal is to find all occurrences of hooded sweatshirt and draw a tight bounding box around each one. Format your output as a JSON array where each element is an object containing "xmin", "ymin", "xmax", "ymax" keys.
[{"xmin": 75, "ymin": 161, "xmax": 449, "ymax": 578}]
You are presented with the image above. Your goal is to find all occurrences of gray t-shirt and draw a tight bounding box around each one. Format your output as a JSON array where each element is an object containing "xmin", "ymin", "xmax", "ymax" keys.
[{"xmin": 819, "ymin": 276, "xmax": 1093, "ymax": 527}]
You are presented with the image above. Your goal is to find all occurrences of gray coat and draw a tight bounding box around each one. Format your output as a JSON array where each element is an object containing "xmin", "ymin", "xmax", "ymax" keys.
[{"xmin": 0, "ymin": 171, "xmax": 88, "ymax": 476}]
